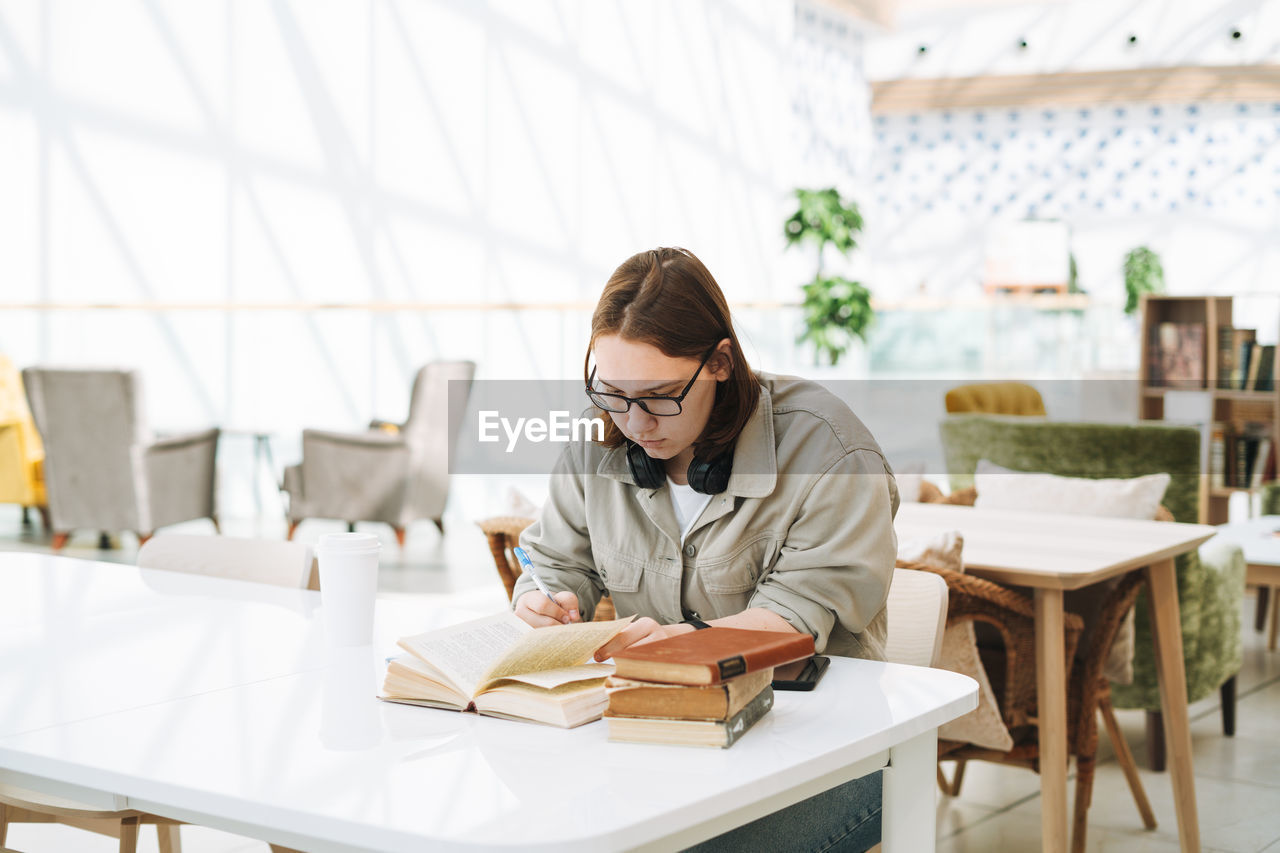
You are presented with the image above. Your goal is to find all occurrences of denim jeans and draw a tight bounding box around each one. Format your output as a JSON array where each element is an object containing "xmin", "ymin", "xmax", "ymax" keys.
[{"xmin": 683, "ymin": 770, "xmax": 882, "ymax": 853}]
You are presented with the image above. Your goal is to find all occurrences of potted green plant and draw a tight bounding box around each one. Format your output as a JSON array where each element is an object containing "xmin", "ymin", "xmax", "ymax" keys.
[
  {"xmin": 784, "ymin": 188, "xmax": 873, "ymax": 366},
  {"xmin": 1123, "ymin": 246, "xmax": 1164, "ymax": 315}
]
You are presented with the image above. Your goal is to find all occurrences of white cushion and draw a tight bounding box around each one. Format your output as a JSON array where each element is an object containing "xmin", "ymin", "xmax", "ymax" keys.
[
  {"xmin": 971, "ymin": 459, "xmax": 1172, "ymax": 685},
  {"xmin": 973, "ymin": 459, "xmax": 1171, "ymax": 520}
]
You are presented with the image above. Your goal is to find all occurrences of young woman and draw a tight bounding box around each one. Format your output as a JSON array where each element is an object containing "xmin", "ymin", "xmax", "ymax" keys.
[{"xmin": 511, "ymin": 247, "xmax": 898, "ymax": 853}]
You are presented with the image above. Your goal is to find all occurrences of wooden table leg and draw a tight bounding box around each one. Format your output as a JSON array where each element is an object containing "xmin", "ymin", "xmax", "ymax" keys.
[
  {"xmin": 1035, "ymin": 587, "xmax": 1069, "ymax": 853},
  {"xmin": 1269, "ymin": 587, "xmax": 1279, "ymax": 652},
  {"xmin": 1146, "ymin": 558, "xmax": 1200, "ymax": 852}
]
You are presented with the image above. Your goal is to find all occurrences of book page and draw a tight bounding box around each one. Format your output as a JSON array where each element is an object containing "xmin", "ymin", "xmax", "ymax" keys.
[
  {"xmin": 397, "ymin": 611, "xmax": 532, "ymax": 697},
  {"xmin": 478, "ymin": 616, "xmax": 634, "ymax": 693},
  {"xmin": 493, "ymin": 664, "xmax": 613, "ymax": 690}
]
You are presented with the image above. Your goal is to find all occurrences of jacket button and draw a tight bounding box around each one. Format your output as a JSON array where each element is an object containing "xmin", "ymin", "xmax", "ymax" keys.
[{"xmin": 684, "ymin": 544, "xmax": 696, "ymax": 557}]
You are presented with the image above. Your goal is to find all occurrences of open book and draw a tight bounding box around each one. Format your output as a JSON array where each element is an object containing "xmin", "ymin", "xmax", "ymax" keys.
[{"xmin": 380, "ymin": 611, "xmax": 634, "ymax": 728}]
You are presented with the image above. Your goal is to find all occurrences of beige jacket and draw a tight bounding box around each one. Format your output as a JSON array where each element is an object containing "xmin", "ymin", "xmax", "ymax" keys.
[{"xmin": 513, "ymin": 372, "xmax": 899, "ymax": 659}]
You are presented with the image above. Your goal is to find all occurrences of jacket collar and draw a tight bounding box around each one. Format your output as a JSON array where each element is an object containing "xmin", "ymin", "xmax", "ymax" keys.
[{"xmin": 596, "ymin": 381, "xmax": 777, "ymax": 499}]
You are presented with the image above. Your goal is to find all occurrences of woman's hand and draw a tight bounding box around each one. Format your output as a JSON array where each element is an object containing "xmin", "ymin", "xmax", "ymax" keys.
[
  {"xmin": 514, "ymin": 590, "xmax": 580, "ymax": 626},
  {"xmin": 593, "ymin": 617, "xmax": 693, "ymax": 662}
]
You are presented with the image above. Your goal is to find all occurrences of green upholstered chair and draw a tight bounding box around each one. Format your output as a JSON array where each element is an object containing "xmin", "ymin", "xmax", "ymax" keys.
[{"xmin": 939, "ymin": 415, "xmax": 1247, "ymax": 770}]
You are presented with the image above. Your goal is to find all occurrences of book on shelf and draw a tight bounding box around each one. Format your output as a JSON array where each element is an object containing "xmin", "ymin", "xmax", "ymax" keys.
[
  {"xmin": 1231, "ymin": 329, "xmax": 1258, "ymax": 389},
  {"xmin": 612, "ymin": 627, "xmax": 815, "ymax": 686},
  {"xmin": 1209, "ymin": 422, "xmax": 1227, "ymax": 490},
  {"xmin": 1252, "ymin": 345, "xmax": 1276, "ymax": 392},
  {"xmin": 1251, "ymin": 438, "xmax": 1273, "ymax": 489},
  {"xmin": 379, "ymin": 611, "xmax": 633, "ymax": 728},
  {"xmin": 1148, "ymin": 322, "xmax": 1205, "ymax": 388},
  {"xmin": 1217, "ymin": 325, "xmax": 1236, "ymax": 389},
  {"xmin": 1228, "ymin": 422, "xmax": 1272, "ymax": 490},
  {"xmin": 604, "ymin": 669, "xmax": 774, "ymax": 721},
  {"xmin": 605, "ymin": 685, "xmax": 775, "ymax": 748},
  {"xmin": 1244, "ymin": 343, "xmax": 1264, "ymax": 391}
]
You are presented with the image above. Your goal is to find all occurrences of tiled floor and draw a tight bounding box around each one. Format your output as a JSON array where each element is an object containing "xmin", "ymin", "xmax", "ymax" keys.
[{"xmin": 3, "ymin": 509, "xmax": 1279, "ymax": 852}]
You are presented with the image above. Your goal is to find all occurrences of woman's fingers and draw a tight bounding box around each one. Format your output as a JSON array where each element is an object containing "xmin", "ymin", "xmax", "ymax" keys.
[
  {"xmin": 514, "ymin": 590, "xmax": 581, "ymax": 626},
  {"xmin": 594, "ymin": 617, "xmax": 666, "ymax": 661},
  {"xmin": 553, "ymin": 591, "xmax": 581, "ymax": 623}
]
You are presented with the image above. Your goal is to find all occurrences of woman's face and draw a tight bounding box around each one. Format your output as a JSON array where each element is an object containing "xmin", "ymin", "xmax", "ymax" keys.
[{"xmin": 591, "ymin": 334, "xmax": 730, "ymax": 465}]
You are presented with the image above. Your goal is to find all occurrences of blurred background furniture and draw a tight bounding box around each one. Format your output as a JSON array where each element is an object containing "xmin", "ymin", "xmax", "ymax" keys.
[
  {"xmin": 900, "ymin": 553, "xmax": 1155, "ymax": 853},
  {"xmin": 0, "ymin": 788, "xmax": 182, "ymax": 853},
  {"xmin": 0, "ymin": 535, "xmax": 322, "ymax": 852},
  {"xmin": 939, "ymin": 414, "xmax": 1247, "ymax": 770},
  {"xmin": 1251, "ymin": 485, "xmax": 1280, "ymax": 639},
  {"xmin": 884, "ymin": 566, "xmax": 948, "ymax": 668},
  {"xmin": 138, "ymin": 534, "xmax": 317, "ymax": 590},
  {"xmin": 283, "ymin": 361, "xmax": 475, "ymax": 546},
  {"xmin": 1211, "ymin": 516, "xmax": 1280, "ymax": 653},
  {"xmin": 0, "ymin": 355, "xmax": 47, "ymax": 530},
  {"xmin": 476, "ymin": 515, "xmax": 616, "ymax": 621},
  {"xmin": 22, "ymin": 368, "xmax": 220, "ymax": 550},
  {"xmin": 944, "ymin": 382, "xmax": 1046, "ymax": 416}
]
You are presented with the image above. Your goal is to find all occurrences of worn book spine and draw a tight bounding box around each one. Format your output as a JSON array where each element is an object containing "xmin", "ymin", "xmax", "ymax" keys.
[
  {"xmin": 1217, "ymin": 325, "xmax": 1235, "ymax": 389},
  {"xmin": 1255, "ymin": 345, "xmax": 1276, "ymax": 392},
  {"xmin": 1245, "ymin": 343, "xmax": 1264, "ymax": 391},
  {"xmin": 604, "ymin": 670, "xmax": 773, "ymax": 721},
  {"xmin": 606, "ymin": 686, "xmax": 774, "ymax": 748}
]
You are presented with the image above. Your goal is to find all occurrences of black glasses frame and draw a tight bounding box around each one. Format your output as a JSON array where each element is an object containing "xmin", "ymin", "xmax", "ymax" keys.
[{"xmin": 586, "ymin": 346, "xmax": 717, "ymax": 417}]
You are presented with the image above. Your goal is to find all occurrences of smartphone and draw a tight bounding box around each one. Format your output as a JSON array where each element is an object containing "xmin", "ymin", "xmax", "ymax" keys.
[{"xmin": 771, "ymin": 655, "xmax": 830, "ymax": 691}]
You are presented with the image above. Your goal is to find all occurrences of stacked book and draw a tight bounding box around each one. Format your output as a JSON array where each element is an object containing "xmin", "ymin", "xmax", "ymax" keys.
[{"xmin": 605, "ymin": 628, "xmax": 814, "ymax": 748}]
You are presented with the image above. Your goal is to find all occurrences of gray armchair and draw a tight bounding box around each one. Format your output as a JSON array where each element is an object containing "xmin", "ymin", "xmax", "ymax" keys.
[
  {"xmin": 21, "ymin": 367, "xmax": 220, "ymax": 549},
  {"xmin": 282, "ymin": 361, "xmax": 475, "ymax": 546}
]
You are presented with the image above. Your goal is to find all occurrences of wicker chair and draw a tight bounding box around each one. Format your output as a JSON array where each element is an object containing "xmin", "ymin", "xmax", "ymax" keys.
[
  {"xmin": 476, "ymin": 516, "xmax": 616, "ymax": 621},
  {"xmin": 940, "ymin": 415, "xmax": 1246, "ymax": 772},
  {"xmin": 899, "ymin": 556, "xmax": 1156, "ymax": 853}
]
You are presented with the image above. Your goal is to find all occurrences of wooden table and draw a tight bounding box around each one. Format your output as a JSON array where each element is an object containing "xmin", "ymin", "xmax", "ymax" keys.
[
  {"xmin": 0, "ymin": 553, "xmax": 977, "ymax": 853},
  {"xmin": 896, "ymin": 503, "xmax": 1217, "ymax": 853},
  {"xmin": 1210, "ymin": 514, "xmax": 1280, "ymax": 651}
]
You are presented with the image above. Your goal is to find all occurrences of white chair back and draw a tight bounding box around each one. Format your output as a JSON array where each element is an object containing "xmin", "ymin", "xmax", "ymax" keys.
[
  {"xmin": 884, "ymin": 567, "xmax": 948, "ymax": 667},
  {"xmin": 137, "ymin": 534, "xmax": 315, "ymax": 589}
]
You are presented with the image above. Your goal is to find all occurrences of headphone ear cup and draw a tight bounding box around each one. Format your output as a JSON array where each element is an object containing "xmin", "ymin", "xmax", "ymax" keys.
[
  {"xmin": 687, "ymin": 451, "xmax": 733, "ymax": 495},
  {"xmin": 626, "ymin": 441, "xmax": 666, "ymax": 490}
]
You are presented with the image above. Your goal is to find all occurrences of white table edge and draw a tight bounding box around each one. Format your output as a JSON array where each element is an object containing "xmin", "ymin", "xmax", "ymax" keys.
[{"xmin": 0, "ymin": 672, "xmax": 978, "ymax": 853}]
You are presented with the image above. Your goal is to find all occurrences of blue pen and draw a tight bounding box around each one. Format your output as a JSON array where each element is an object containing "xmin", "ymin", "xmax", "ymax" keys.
[{"xmin": 512, "ymin": 546, "xmax": 560, "ymax": 607}]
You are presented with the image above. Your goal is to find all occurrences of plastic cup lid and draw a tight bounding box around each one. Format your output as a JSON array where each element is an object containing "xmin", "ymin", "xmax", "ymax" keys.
[{"xmin": 317, "ymin": 532, "xmax": 382, "ymax": 553}]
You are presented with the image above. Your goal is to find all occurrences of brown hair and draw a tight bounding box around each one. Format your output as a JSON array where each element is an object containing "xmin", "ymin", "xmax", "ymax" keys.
[{"xmin": 584, "ymin": 247, "xmax": 759, "ymax": 456}]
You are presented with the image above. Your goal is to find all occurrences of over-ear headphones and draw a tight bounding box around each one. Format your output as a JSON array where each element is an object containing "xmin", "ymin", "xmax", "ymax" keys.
[{"xmin": 626, "ymin": 442, "xmax": 734, "ymax": 495}]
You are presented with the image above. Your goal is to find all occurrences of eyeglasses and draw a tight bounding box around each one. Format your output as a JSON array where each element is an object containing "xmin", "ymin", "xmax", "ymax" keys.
[{"xmin": 586, "ymin": 347, "xmax": 716, "ymax": 417}]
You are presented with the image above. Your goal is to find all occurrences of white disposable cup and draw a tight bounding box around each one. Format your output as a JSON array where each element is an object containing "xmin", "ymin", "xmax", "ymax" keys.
[{"xmin": 317, "ymin": 532, "xmax": 381, "ymax": 647}]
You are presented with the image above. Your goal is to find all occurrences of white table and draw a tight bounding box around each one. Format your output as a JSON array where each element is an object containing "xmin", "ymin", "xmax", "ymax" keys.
[
  {"xmin": 0, "ymin": 553, "xmax": 977, "ymax": 853},
  {"xmin": 1211, "ymin": 514, "xmax": 1280, "ymax": 651},
  {"xmin": 896, "ymin": 503, "xmax": 1217, "ymax": 853}
]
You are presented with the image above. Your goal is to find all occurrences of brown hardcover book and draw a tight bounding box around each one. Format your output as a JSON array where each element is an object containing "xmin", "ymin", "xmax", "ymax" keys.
[
  {"xmin": 606, "ymin": 686, "xmax": 774, "ymax": 748},
  {"xmin": 1245, "ymin": 343, "xmax": 1264, "ymax": 391},
  {"xmin": 604, "ymin": 669, "xmax": 774, "ymax": 721},
  {"xmin": 612, "ymin": 628, "xmax": 814, "ymax": 685}
]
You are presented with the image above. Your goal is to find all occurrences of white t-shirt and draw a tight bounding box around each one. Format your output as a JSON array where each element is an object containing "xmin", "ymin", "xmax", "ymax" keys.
[{"xmin": 668, "ymin": 477, "xmax": 713, "ymax": 543}]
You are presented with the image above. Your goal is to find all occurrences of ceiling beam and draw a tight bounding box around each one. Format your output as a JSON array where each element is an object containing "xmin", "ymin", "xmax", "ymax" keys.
[{"xmin": 871, "ymin": 64, "xmax": 1280, "ymax": 112}]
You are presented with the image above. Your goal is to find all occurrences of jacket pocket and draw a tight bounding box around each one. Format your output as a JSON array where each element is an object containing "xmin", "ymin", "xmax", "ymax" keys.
[
  {"xmin": 595, "ymin": 549, "xmax": 649, "ymax": 594},
  {"xmin": 697, "ymin": 534, "xmax": 778, "ymax": 594}
]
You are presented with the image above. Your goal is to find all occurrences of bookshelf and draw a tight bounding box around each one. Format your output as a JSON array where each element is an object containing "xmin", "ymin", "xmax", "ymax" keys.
[{"xmin": 1139, "ymin": 295, "xmax": 1279, "ymax": 524}]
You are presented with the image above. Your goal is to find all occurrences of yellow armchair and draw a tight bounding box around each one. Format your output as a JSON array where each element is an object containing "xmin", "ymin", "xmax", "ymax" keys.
[
  {"xmin": 0, "ymin": 355, "xmax": 48, "ymax": 527},
  {"xmin": 944, "ymin": 381, "xmax": 1046, "ymax": 416}
]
